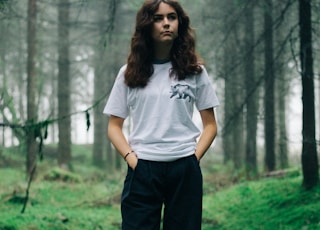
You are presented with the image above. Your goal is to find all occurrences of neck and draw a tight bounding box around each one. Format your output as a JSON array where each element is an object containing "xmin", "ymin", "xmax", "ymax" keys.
[
  {"xmin": 153, "ymin": 58, "xmax": 170, "ymax": 64},
  {"xmin": 153, "ymin": 42, "xmax": 172, "ymax": 61}
]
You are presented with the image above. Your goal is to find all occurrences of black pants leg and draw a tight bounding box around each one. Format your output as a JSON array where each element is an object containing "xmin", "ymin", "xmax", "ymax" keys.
[
  {"xmin": 163, "ymin": 155, "xmax": 203, "ymax": 230},
  {"xmin": 121, "ymin": 155, "xmax": 202, "ymax": 230},
  {"xmin": 121, "ymin": 160, "xmax": 163, "ymax": 230}
]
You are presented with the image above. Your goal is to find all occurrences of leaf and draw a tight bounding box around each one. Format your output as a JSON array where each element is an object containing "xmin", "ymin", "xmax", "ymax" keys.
[{"xmin": 85, "ymin": 110, "xmax": 90, "ymax": 131}]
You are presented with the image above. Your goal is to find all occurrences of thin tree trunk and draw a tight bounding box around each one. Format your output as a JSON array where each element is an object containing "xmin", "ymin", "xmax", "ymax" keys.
[
  {"xmin": 264, "ymin": 0, "xmax": 276, "ymax": 172},
  {"xmin": 1, "ymin": 21, "xmax": 7, "ymax": 147},
  {"xmin": 92, "ymin": 0, "xmax": 117, "ymax": 169},
  {"xmin": 0, "ymin": 20, "xmax": 6, "ymax": 151},
  {"xmin": 276, "ymin": 60, "xmax": 289, "ymax": 169},
  {"xmin": 26, "ymin": 0, "xmax": 38, "ymax": 176},
  {"xmin": 57, "ymin": 0, "xmax": 71, "ymax": 169},
  {"xmin": 229, "ymin": 2, "xmax": 244, "ymax": 170},
  {"xmin": 276, "ymin": 2, "xmax": 289, "ymax": 169},
  {"xmin": 299, "ymin": 0, "xmax": 319, "ymax": 189},
  {"xmin": 92, "ymin": 1, "xmax": 108, "ymax": 168},
  {"xmin": 222, "ymin": 0, "xmax": 236, "ymax": 165},
  {"xmin": 223, "ymin": 74, "xmax": 233, "ymax": 164},
  {"xmin": 277, "ymin": 72, "xmax": 289, "ymax": 169},
  {"xmin": 244, "ymin": 1, "xmax": 258, "ymax": 177}
]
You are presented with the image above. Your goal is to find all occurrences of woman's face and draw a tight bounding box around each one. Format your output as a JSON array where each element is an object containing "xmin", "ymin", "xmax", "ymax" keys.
[{"xmin": 151, "ymin": 2, "xmax": 179, "ymax": 45}]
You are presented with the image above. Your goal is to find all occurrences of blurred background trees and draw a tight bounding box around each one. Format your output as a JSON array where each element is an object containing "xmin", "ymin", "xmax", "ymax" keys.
[{"xmin": 0, "ymin": 0, "xmax": 319, "ymax": 187}]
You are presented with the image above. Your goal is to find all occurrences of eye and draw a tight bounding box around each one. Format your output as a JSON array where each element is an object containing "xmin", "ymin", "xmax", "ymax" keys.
[
  {"xmin": 168, "ymin": 14, "xmax": 177, "ymax": 21},
  {"xmin": 153, "ymin": 15, "xmax": 163, "ymax": 22}
]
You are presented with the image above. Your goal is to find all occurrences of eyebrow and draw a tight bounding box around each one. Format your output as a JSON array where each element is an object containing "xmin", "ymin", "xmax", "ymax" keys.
[{"xmin": 154, "ymin": 12, "xmax": 177, "ymax": 17}]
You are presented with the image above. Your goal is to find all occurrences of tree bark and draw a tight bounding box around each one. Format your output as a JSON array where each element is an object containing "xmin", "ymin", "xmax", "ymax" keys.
[
  {"xmin": 92, "ymin": 0, "xmax": 118, "ymax": 169},
  {"xmin": 57, "ymin": 0, "xmax": 71, "ymax": 169},
  {"xmin": 92, "ymin": 0, "xmax": 108, "ymax": 168},
  {"xmin": 275, "ymin": 2, "xmax": 289, "ymax": 169},
  {"xmin": 299, "ymin": 0, "xmax": 319, "ymax": 189},
  {"xmin": 26, "ymin": 0, "xmax": 38, "ymax": 176},
  {"xmin": 244, "ymin": 1, "xmax": 258, "ymax": 177},
  {"xmin": 222, "ymin": 0, "xmax": 237, "ymax": 166},
  {"xmin": 264, "ymin": 0, "xmax": 276, "ymax": 172},
  {"xmin": 277, "ymin": 71, "xmax": 289, "ymax": 169}
]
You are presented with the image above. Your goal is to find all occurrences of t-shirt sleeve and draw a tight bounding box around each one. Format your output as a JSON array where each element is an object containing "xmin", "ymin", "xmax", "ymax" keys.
[
  {"xmin": 195, "ymin": 66, "xmax": 219, "ymax": 111},
  {"xmin": 103, "ymin": 66, "xmax": 129, "ymax": 118}
]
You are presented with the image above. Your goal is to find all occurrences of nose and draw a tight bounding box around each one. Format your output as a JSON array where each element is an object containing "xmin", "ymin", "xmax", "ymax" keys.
[{"xmin": 163, "ymin": 17, "xmax": 169, "ymax": 26}]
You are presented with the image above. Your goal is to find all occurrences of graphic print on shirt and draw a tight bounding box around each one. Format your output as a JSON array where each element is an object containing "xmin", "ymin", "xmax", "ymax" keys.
[{"xmin": 170, "ymin": 83, "xmax": 194, "ymax": 102}]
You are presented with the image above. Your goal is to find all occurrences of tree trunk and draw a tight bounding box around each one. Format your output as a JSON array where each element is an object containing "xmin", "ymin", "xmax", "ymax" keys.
[
  {"xmin": 92, "ymin": 55, "xmax": 107, "ymax": 167},
  {"xmin": 244, "ymin": 1, "xmax": 258, "ymax": 177},
  {"xmin": 229, "ymin": 1, "xmax": 244, "ymax": 170},
  {"xmin": 92, "ymin": 1, "xmax": 108, "ymax": 168},
  {"xmin": 276, "ymin": 49, "xmax": 289, "ymax": 169},
  {"xmin": 232, "ymin": 80, "xmax": 244, "ymax": 169},
  {"xmin": 222, "ymin": 73, "xmax": 233, "ymax": 164},
  {"xmin": 92, "ymin": 0, "xmax": 118, "ymax": 169},
  {"xmin": 26, "ymin": 0, "xmax": 38, "ymax": 176},
  {"xmin": 222, "ymin": 0, "xmax": 236, "ymax": 165},
  {"xmin": 264, "ymin": 0, "xmax": 276, "ymax": 172},
  {"xmin": 0, "ymin": 21, "xmax": 6, "ymax": 152},
  {"xmin": 57, "ymin": 0, "xmax": 71, "ymax": 169},
  {"xmin": 1, "ymin": 21, "xmax": 7, "ymax": 147},
  {"xmin": 277, "ymin": 71, "xmax": 289, "ymax": 169},
  {"xmin": 299, "ymin": 0, "xmax": 319, "ymax": 189},
  {"xmin": 276, "ymin": 2, "xmax": 289, "ymax": 169}
]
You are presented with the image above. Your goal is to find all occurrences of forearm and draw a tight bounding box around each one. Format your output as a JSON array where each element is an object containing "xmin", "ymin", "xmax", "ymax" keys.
[
  {"xmin": 108, "ymin": 125, "xmax": 131, "ymax": 159},
  {"xmin": 195, "ymin": 108, "xmax": 218, "ymax": 161},
  {"xmin": 195, "ymin": 124, "xmax": 217, "ymax": 160},
  {"xmin": 107, "ymin": 115, "xmax": 138, "ymax": 167}
]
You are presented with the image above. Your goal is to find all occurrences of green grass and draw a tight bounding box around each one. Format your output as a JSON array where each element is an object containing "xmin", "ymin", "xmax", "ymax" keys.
[
  {"xmin": 0, "ymin": 146, "xmax": 319, "ymax": 229},
  {"xmin": 203, "ymin": 176, "xmax": 320, "ymax": 230},
  {"xmin": 0, "ymin": 165, "xmax": 123, "ymax": 230}
]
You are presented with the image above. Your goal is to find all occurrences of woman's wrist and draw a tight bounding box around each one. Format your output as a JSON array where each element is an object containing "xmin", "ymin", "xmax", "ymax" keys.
[
  {"xmin": 124, "ymin": 150, "xmax": 135, "ymax": 161},
  {"xmin": 126, "ymin": 151, "xmax": 138, "ymax": 169}
]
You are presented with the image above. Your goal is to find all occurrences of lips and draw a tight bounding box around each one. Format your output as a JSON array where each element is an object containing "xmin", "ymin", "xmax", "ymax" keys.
[{"xmin": 162, "ymin": 31, "xmax": 172, "ymax": 35}]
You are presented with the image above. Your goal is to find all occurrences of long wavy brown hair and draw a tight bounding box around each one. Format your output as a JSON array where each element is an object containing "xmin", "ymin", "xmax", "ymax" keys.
[{"xmin": 124, "ymin": 0, "xmax": 203, "ymax": 88}]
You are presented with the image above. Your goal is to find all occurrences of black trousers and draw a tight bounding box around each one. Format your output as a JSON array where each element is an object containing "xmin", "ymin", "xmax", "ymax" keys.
[{"xmin": 121, "ymin": 154, "xmax": 203, "ymax": 230}]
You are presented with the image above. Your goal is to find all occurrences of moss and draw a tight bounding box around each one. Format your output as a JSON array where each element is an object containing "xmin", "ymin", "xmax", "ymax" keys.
[{"xmin": 43, "ymin": 168, "xmax": 82, "ymax": 183}]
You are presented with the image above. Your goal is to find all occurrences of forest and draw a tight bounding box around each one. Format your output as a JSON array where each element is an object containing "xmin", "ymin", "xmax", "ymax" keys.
[{"xmin": 0, "ymin": 0, "xmax": 320, "ymax": 229}]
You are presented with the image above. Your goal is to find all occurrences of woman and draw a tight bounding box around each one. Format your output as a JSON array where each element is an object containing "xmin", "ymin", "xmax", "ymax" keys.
[{"xmin": 104, "ymin": 0, "xmax": 219, "ymax": 229}]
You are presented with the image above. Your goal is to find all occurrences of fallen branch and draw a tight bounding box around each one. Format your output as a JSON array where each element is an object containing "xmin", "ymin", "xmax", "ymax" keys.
[{"xmin": 21, "ymin": 162, "xmax": 37, "ymax": 214}]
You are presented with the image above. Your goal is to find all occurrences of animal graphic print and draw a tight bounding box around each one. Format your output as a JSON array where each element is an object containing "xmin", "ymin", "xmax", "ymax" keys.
[{"xmin": 170, "ymin": 84, "xmax": 194, "ymax": 102}]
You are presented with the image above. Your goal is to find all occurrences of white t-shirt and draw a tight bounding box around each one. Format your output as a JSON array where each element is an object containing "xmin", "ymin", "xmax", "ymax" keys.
[{"xmin": 103, "ymin": 62, "xmax": 219, "ymax": 161}]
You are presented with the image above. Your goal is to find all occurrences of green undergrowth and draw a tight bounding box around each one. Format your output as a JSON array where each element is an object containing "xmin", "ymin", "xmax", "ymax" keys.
[
  {"xmin": 0, "ymin": 164, "xmax": 122, "ymax": 229},
  {"xmin": 0, "ymin": 145, "xmax": 319, "ymax": 229},
  {"xmin": 203, "ymin": 175, "xmax": 320, "ymax": 230}
]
